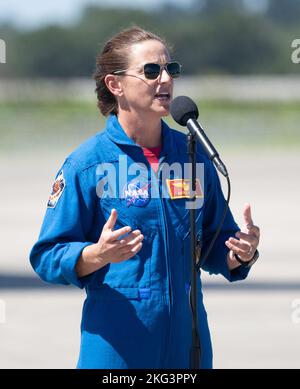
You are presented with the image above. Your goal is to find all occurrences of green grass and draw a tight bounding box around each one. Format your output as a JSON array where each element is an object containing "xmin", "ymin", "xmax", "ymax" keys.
[{"xmin": 0, "ymin": 100, "xmax": 299, "ymax": 152}]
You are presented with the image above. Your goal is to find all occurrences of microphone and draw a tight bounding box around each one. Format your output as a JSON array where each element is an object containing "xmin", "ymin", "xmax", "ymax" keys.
[{"xmin": 170, "ymin": 96, "xmax": 228, "ymax": 177}]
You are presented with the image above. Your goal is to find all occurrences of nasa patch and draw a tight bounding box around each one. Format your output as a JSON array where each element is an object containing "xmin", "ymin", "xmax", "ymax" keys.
[
  {"xmin": 122, "ymin": 178, "xmax": 151, "ymax": 207},
  {"xmin": 47, "ymin": 170, "xmax": 65, "ymax": 208}
]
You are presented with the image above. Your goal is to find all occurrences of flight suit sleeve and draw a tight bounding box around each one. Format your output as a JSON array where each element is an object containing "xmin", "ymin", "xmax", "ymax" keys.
[
  {"xmin": 29, "ymin": 158, "xmax": 100, "ymax": 289},
  {"xmin": 200, "ymin": 160, "xmax": 251, "ymax": 282}
]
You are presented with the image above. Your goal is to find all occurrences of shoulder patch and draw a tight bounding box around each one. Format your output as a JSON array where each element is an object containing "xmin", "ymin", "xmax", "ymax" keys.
[{"xmin": 47, "ymin": 170, "xmax": 66, "ymax": 208}]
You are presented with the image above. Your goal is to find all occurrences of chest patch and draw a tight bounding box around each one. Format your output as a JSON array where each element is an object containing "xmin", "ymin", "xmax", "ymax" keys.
[
  {"xmin": 122, "ymin": 178, "xmax": 151, "ymax": 207},
  {"xmin": 166, "ymin": 178, "xmax": 203, "ymax": 199}
]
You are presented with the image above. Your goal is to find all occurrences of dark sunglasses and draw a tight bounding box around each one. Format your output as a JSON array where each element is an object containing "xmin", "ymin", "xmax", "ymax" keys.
[{"xmin": 113, "ymin": 61, "xmax": 182, "ymax": 80}]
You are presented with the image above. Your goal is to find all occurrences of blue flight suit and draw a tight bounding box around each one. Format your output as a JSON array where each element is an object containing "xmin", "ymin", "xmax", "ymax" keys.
[{"xmin": 30, "ymin": 114, "xmax": 251, "ymax": 369}]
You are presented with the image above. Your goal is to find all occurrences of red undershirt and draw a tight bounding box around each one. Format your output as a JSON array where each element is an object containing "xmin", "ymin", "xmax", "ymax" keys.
[{"xmin": 142, "ymin": 146, "xmax": 161, "ymax": 173}]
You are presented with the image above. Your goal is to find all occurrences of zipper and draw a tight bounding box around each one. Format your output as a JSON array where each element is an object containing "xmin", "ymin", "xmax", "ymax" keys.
[
  {"xmin": 155, "ymin": 161, "xmax": 173, "ymax": 310},
  {"xmin": 138, "ymin": 150, "xmax": 173, "ymax": 310},
  {"xmin": 158, "ymin": 183, "xmax": 173, "ymax": 308},
  {"xmin": 155, "ymin": 158, "xmax": 173, "ymax": 367}
]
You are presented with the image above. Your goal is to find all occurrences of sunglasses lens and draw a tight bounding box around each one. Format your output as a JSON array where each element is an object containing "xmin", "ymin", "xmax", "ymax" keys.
[
  {"xmin": 167, "ymin": 62, "xmax": 181, "ymax": 78},
  {"xmin": 144, "ymin": 63, "xmax": 160, "ymax": 79},
  {"xmin": 143, "ymin": 62, "xmax": 181, "ymax": 80}
]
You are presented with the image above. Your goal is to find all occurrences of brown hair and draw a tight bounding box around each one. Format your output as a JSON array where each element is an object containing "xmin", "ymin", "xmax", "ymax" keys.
[{"xmin": 93, "ymin": 26, "xmax": 167, "ymax": 117}]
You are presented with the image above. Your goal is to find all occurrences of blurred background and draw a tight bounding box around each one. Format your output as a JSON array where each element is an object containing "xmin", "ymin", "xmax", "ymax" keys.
[{"xmin": 0, "ymin": 0, "xmax": 299, "ymax": 369}]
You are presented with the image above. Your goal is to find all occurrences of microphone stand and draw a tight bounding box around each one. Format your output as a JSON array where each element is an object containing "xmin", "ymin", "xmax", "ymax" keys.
[{"xmin": 187, "ymin": 132, "xmax": 201, "ymax": 369}]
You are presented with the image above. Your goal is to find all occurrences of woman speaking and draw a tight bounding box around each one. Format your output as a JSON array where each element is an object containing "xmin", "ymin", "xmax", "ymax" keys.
[{"xmin": 30, "ymin": 26, "xmax": 260, "ymax": 368}]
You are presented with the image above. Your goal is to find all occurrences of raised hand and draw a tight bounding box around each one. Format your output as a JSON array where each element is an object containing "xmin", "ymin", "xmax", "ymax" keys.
[
  {"xmin": 76, "ymin": 209, "xmax": 144, "ymax": 278},
  {"xmin": 97, "ymin": 209, "xmax": 144, "ymax": 265},
  {"xmin": 225, "ymin": 203, "xmax": 260, "ymax": 263}
]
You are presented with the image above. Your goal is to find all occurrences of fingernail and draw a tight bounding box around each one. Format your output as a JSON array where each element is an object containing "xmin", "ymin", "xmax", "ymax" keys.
[{"xmin": 235, "ymin": 232, "xmax": 240, "ymax": 238}]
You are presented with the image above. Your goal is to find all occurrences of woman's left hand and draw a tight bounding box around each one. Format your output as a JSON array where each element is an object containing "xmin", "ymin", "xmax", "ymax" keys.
[{"xmin": 226, "ymin": 203, "xmax": 260, "ymax": 263}]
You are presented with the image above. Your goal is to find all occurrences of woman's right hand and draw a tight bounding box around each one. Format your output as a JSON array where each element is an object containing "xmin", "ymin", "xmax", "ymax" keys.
[
  {"xmin": 75, "ymin": 209, "xmax": 144, "ymax": 278},
  {"xmin": 95, "ymin": 208, "xmax": 144, "ymax": 265}
]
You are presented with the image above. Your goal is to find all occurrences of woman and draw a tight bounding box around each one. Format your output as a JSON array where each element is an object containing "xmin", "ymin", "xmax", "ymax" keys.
[{"xmin": 30, "ymin": 26, "xmax": 260, "ymax": 369}]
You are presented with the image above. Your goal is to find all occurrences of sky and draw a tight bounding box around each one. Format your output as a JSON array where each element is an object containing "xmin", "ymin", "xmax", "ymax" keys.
[{"xmin": 0, "ymin": 0, "xmax": 195, "ymax": 29}]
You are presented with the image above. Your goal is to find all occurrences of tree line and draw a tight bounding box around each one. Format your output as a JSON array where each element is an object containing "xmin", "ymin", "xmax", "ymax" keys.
[{"xmin": 0, "ymin": 0, "xmax": 299, "ymax": 78}]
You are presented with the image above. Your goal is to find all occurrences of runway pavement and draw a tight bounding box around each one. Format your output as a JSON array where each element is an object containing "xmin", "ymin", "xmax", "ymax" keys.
[{"xmin": 0, "ymin": 149, "xmax": 299, "ymax": 368}]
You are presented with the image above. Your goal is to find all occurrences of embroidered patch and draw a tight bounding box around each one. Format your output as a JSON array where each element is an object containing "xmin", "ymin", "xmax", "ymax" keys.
[
  {"xmin": 122, "ymin": 178, "xmax": 151, "ymax": 207},
  {"xmin": 47, "ymin": 170, "xmax": 65, "ymax": 208},
  {"xmin": 166, "ymin": 178, "xmax": 203, "ymax": 199}
]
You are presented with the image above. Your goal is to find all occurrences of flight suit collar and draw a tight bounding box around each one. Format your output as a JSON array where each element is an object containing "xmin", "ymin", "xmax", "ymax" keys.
[{"xmin": 104, "ymin": 114, "xmax": 178, "ymax": 158}]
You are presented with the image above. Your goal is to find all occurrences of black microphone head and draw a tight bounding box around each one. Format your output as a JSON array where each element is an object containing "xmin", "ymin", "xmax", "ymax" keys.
[{"xmin": 170, "ymin": 95, "xmax": 199, "ymax": 126}]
